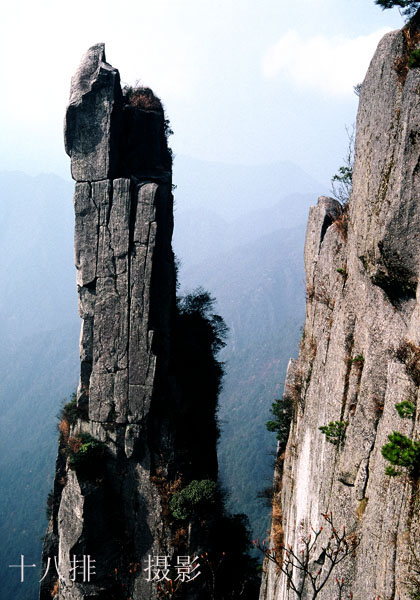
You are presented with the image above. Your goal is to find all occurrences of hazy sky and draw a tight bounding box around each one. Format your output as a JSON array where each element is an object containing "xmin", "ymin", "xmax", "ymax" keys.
[{"xmin": 1, "ymin": 0, "xmax": 402, "ymax": 184}]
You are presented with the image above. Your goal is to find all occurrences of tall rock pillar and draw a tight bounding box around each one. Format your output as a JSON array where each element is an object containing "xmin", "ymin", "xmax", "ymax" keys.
[{"xmin": 40, "ymin": 44, "xmax": 191, "ymax": 600}]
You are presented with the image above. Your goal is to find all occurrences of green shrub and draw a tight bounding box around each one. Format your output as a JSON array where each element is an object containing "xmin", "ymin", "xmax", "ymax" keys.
[
  {"xmin": 319, "ymin": 421, "xmax": 348, "ymax": 446},
  {"xmin": 63, "ymin": 396, "xmax": 78, "ymax": 422},
  {"xmin": 67, "ymin": 433, "xmax": 108, "ymax": 477},
  {"xmin": 382, "ymin": 432, "xmax": 420, "ymax": 474},
  {"xmin": 385, "ymin": 465, "xmax": 402, "ymax": 477},
  {"xmin": 170, "ymin": 479, "xmax": 218, "ymax": 520},
  {"xmin": 375, "ymin": 0, "xmax": 420, "ymax": 21},
  {"xmin": 266, "ymin": 397, "xmax": 293, "ymax": 452},
  {"xmin": 395, "ymin": 400, "xmax": 416, "ymax": 419},
  {"xmin": 350, "ymin": 354, "xmax": 365, "ymax": 365},
  {"xmin": 409, "ymin": 48, "xmax": 420, "ymax": 68},
  {"xmin": 58, "ymin": 392, "xmax": 87, "ymax": 425}
]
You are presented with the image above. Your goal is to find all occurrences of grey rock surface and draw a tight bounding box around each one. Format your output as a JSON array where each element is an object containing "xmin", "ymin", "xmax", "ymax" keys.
[
  {"xmin": 65, "ymin": 43, "xmax": 122, "ymax": 182},
  {"xmin": 41, "ymin": 46, "xmax": 214, "ymax": 600},
  {"xmin": 261, "ymin": 17, "xmax": 420, "ymax": 600}
]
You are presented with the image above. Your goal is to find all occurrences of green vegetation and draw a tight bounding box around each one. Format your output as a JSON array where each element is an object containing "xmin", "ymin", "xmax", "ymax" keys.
[
  {"xmin": 319, "ymin": 420, "xmax": 348, "ymax": 446},
  {"xmin": 45, "ymin": 490, "xmax": 54, "ymax": 520},
  {"xmin": 58, "ymin": 392, "xmax": 87, "ymax": 425},
  {"xmin": 385, "ymin": 465, "xmax": 403, "ymax": 477},
  {"xmin": 173, "ymin": 288, "xmax": 227, "ymax": 476},
  {"xmin": 396, "ymin": 400, "xmax": 416, "ymax": 419},
  {"xmin": 350, "ymin": 354, "xmax": 365, "ymax": 365},
  {"xmin": 409, "ymin": 48, "xmax": 420, "ymax": 67},
  {"xmin": 66, "ymin": 433, "xmax": 109, "ymax": 477},
  {"xmin": 170, "ymin": 479, "xmax": 219, "ymax": 520},
  {"xmin": 375, "ymin": 0, "xmax": 420, "ymax": 20},
  {"xmin": 266, "ymin": 397, "xmax": 293, "ymax": 453},
  {"xmin": 382, "ymin": 431, "xmax": 420, "ymax": 475}
]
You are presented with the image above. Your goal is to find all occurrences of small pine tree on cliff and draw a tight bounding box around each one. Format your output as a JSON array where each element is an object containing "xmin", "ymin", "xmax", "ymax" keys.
[{"xmin": 375, "ymin": 0, "xmax": 420, "ymax": 20}]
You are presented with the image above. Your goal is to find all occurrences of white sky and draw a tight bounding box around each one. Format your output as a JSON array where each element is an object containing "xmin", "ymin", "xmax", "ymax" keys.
[{"xmin": 0, "ymin": 0, "xmax": 402, "ymax": 183}]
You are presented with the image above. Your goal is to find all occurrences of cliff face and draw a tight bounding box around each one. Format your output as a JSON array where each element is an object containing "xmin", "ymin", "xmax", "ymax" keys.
[
  {"xmin": 261, "ymin": 17, "xmax": 420, "ymax": 600},
  {"xmin": 41, "ymin": 45, "xmax": 218, "ymax": 600}
]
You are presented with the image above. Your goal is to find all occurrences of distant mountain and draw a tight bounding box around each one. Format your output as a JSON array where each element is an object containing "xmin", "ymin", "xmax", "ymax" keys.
[
  {"xmin": 0, "ymin": 325, "xmax": 79, "ymax": 600},
  {"xmin": 0, "ymin": 172, "xmax": 77, "ymax": 344},
  {"xmin": 173, "ymin": 155, "xmax": 326, "ymax": 221},
  {"xmin": 173, "ymin": 192, "xmax": 316, "ymax": 270}
]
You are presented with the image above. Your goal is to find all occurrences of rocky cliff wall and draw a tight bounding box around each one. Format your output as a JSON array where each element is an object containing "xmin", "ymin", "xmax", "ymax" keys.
[
  {"xmin": 40, "ymin": 45, "xmax": 217, "ymax": 600},
  {"xmin": 261, "ymin": 15, "xmax": 420, "ymax": 600}
]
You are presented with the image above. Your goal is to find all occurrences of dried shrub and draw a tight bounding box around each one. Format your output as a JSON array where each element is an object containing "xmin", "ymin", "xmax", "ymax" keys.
[
  {"xmin": 313, "ymin": 282, "xmax": 335, "ymax": 310},
  {"xmin": 285, "ymin": 377, "xmax": 303, "ymax": 412},
  {"xmin": 58, "ymin": 418, "xmax": 70, "ymax": 444},
  {"xmin": 407, "ymin": 541, "xmax": 420, "ymax": 599},
  {"xmin": 395, "ymin": 55, "xmax": 410, "ymax": 84},
  {"xmin": 123, "ymin": 85, "xmax": 163, "ymax": 112},
  {"xmin": 151, "ymin": 473, "xmax": 183, "ymax": 519},
  {"xmin": 67, "ymin": 435, "xmax": 83, "ymax": 454},
  {"xmin": 171, "ymin": 526, "xmax": 188, "ymax": 550},
  {"xmin": 333, "ymin": 209, "xmax": 349, "ymax": 241},
  {"xmin": 50, "ymin": 580, "xmax": 59, "ymax": 598},
  {"xmin": 372, "ymin": 394, "xmax": 385, "ymax": 416},
  {"xmin": 306, "ymin": 283, "xmax": 315, "ymax": 300},
  {"xmin": 356, "ymin": 497, "xmax": 368, "ymax": 520},
  {"xmin": 395, "ymin": 340, "xmax": 420, "ymax": 386},
  {"xmin": 308, "ymin": 337, "xmax": 317, "ymax": 360},
  {"xmin": 122, "ymin": 84, "xmax": 174, "ymax": 144},
  {"xmin": 271, "ymin": 500, "xmax": 284, "ymax": 563},
  {"xmin": 393, "ymin": 23, "xmax": 420, "ymax": 84},
  {"xmin": 66, "ymin": 433, "xmax": 109, "ymax": 479}
]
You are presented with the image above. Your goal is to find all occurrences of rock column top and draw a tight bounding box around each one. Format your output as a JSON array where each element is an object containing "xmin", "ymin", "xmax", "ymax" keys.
[{"xmin": 64, "ymin": 43, "xmax": 122, "ymax": 182}]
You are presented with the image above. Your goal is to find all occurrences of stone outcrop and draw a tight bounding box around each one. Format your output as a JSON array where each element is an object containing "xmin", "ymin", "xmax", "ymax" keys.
[
  {"xmin": 40, "ymin": 45, "xmax": 217, "ymax": 600},
  {"xmin": 261, "ymin": 14, "xmax": 420, "ymax": 600}
]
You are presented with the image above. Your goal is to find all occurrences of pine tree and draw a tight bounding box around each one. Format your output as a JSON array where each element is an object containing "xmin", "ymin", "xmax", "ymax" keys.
[{"xmin": 375, "ymin": 0, "xmax": 420, "ymax": 20}]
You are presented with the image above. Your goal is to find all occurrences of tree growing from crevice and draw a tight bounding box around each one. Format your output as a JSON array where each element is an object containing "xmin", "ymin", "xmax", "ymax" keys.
[
  {"xmin": 375, "ymin": 0, "xmax": 420, "ymax": 20},
  {"xmin": 171, "ymin": 288, "xmax": 228, "ymax": 480},
  {"xmin": 266, "ymin": 396, "xmax": 293, "ymax": 453}
]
